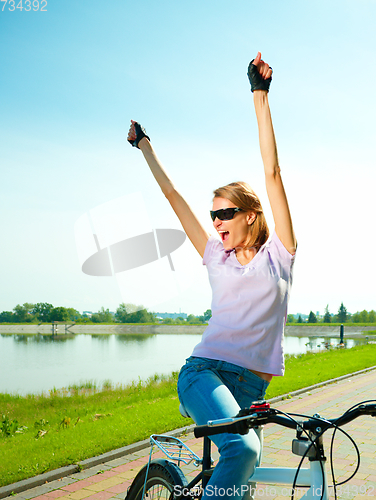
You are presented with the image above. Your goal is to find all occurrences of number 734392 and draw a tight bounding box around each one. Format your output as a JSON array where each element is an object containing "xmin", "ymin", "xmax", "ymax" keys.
[{"xmin": 1, "ymin": 0, "xmax": 47, "ymax": 11}]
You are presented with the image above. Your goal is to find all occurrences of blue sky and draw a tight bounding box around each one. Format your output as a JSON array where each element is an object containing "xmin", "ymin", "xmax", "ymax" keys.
[{"xmin": 1, "ymin": 0, "xmax": 375, "ymax": 317}]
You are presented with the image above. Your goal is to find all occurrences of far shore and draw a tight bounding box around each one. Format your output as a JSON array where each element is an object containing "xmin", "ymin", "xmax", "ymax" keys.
[{"xmin": 0, "ymin": 323, "xmax": 375, "ymax": 337}]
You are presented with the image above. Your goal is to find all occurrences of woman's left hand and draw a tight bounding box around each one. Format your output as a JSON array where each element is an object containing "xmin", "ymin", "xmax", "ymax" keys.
[{"xmin": 127, "ymin": 120, "xmax": 150, "ymax": 148}]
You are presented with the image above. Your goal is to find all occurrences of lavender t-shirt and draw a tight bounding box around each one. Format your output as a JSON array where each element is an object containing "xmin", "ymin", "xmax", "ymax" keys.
[{"xmin": 191, "ymin": 231, "xmax": 295, "ymax": 376}]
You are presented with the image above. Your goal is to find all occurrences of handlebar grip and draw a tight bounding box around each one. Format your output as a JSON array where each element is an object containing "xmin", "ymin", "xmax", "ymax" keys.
[
  {"xmin": 194, "ymin": 421, "xmax": 249, "ymax": 438},
  {"xmin": 194, "ymin": 425, "xmax": 224, "ymax": 438}
]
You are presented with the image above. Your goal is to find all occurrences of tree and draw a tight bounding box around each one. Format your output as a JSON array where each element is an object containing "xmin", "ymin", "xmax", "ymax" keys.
[
  {"xmin": 32, "ymin": 303, "xmax": 54, "ymax": 322},
  {"xmin": 115, "ymin": 303, "xmax": 144, "ymax": 323},
  {"xmin": 115, "ymin": 303, "xmax": 129, "ymax": 323},
  {"xmin": 352, "ymin": 312, "xmax": 360, "ymax": 323},
  {"xmin": 353, "ymin": 310, "xmax": 372, "ymax": 323},
  {"xmin": 66, "ymin": 308, "xmax": 82, "ymax": 321},
  {"xmin": 187, "ymin": 314, "xmax": 201, "ymax": 325},
  {"xmin": 13, "ymin": 303, "xmax": 35, "ymax": 322},
  {"xmin": 203, "ymin": 309, "xmax": 212, "ymax": 321},
  {"xmin": 323, "ymin": 305, "xmax": 331, "ymax": 323},
  {"xmin": 297, "ymin": 315, "xmax": 303, "ymax": 323},
  {"xmin": 75, "ymin": 315, "xmax": 92, "ymax": 324},
  {"xmin": 91, "ymin": 307, "xmax": 113, "ymax": 323},
  {"xmin": 308, "ymin": 311, "xmax": 317, "ymax": 323},
  {"xmin": 286, "ymin": 314, "xmax": 295, "ymax": 323},
  {"xmin": 50, "ymin": 307, "xmax": 70, "ymax": 322},
  {"xmin": 337, "ymin": 303, "xmax": 348, "ymax": 323},
  {"xmin": 359, "ymin": 310, "xmax": 369, "ymax": 323},
  {"xmin": 0, "ymin": 311, "xmax": 14, "ymax": 322},
  {"xmin": 369, "ymin": 310, "xmax": 376, "ymax": 323},
  {"xmin": 123, "ymin": 303, "xmax": 142, "ymax": 314},
  {"xmin": 127, "ymin": 309, "xmax": 155, "ymax": 323}
]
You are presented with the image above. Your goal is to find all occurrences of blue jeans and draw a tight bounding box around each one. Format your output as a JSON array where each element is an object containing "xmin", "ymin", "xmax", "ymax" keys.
[{"xmin": 177, "ymin": 356, "xmax": 269, "ymax": 500}]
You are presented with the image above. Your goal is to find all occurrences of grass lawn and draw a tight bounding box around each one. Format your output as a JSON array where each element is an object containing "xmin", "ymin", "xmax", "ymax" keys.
[
  {"xmin": 1, "ymin": 344, "xmax": 375, "ymax": 487},
  {"xmin": 265, "ymin": 344, "xmax": 376, "ymax": 398}
]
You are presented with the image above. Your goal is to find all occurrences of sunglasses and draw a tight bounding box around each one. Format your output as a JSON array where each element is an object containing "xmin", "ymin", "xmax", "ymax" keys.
[{"xmin": 210, "ymin": 207, "xmax": 243, "ymax": 222}]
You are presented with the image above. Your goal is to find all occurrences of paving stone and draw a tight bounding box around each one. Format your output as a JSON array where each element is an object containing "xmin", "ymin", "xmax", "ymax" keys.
[
  {"xmin": 26, "ymin": 496, "xmax": 52, "ymax": 500},
  {"xmin": 95, "ymin": 472, "xmax": 120, "ymax": 483},
  {"xmin": 106, "ymin": 482, "xmax": 131, "ymax": 494},
  {"xmin": 45, "ymin": 491, "xmax": 69, "ymax": 498},
  {"xmin": 84, "ymin": 477, "xmax": 126, "ymax": 493},
  {"xmin": 64, "ymin": 490, "xmax": 93, "ymax": 500},
  {"xmin": 78, "ymin": 492, "xmax": 114, "ymax": 500},
  {"xmin": 116, "ymin": 470, "xmax": 142, "ymax": 481},
  {"xmin": 60, "ymin": 482, "xmax": 94, "ymax": 493}
]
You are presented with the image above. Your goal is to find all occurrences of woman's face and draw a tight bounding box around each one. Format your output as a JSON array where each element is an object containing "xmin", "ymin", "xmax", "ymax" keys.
[{"xmin": 211, "ymin": 197, "xmax": 255, "ymax": 251}]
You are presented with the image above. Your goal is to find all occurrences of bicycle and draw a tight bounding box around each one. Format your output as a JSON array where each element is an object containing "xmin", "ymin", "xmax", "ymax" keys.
[{"xmin": 125, "ymin": 400, "xmax": 376, "ymax": 500}]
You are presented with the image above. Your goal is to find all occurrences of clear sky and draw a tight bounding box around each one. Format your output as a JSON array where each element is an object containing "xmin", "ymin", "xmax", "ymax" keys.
[{"xmin": 1, "ymin": 0, "xmax": 375, "ymax": 317}]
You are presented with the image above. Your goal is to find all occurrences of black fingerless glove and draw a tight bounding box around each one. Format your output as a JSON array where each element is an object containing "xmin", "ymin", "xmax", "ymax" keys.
[
  {"xmin": 128, "ymin": 122, "xmax": 150, "ymax": 148},
  {"xmin": 247, "ymin": 60, "xmax": 272, "ymax": 92}
]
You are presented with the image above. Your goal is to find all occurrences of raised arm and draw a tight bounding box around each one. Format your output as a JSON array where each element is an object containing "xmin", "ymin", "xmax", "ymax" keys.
[
  {"xmin": 249, "ymin": 53, "xmax": 297, "ymax": 255},
  {"xmin": 127, "ymin": 121, "xmax": 209, "ymax": 257}
]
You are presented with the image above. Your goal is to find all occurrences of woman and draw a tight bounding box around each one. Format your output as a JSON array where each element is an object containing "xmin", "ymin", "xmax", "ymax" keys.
[{"xmin": 127, "ymin": 52, "xmax": 296, "ymax": 499}]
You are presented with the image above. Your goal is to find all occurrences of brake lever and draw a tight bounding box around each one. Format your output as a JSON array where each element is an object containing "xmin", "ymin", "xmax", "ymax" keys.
[{"xmin": 235, "ymin": 401, "xmax": 275, "ymax": 427}]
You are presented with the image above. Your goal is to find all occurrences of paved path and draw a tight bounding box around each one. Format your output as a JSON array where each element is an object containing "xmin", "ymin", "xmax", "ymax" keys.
[{"xmin": 4, "ymin": 370, "xmax": 376, "ymax": 500}]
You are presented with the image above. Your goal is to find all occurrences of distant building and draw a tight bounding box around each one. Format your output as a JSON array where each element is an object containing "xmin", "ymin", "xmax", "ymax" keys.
[{"xmin": 155, "ymin": 312, "xmax": 187, "ymax": 320}]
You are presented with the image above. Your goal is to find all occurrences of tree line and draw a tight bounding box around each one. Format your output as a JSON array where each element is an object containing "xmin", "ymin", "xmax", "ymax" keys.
[
  {"xmin": 1, "ymin": 301, "xmax": 374, "ymax": 325},
  {"xmin": 0, "ymin": 302, "xmax": 212, "ymax": 325},
  {"xmin": 287, "ymin": 303, "xmax": 376, "ymax": 324}
]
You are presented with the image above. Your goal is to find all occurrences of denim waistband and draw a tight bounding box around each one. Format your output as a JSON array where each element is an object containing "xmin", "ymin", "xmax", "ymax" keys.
[{"xmin": 185, "ymin": 356, "xmax": 269, "ymax": 384}]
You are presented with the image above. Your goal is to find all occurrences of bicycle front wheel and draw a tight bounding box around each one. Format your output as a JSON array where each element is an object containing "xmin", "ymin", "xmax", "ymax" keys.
[{"xmin": 125, "ymin": 459, "xmax": 188, "ymax": 500}]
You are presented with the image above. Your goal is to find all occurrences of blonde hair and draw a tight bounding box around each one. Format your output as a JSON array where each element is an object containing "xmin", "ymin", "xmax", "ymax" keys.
[{"xmin": 213, "ymin": 181, "xmax": 269, "ymax": 250}]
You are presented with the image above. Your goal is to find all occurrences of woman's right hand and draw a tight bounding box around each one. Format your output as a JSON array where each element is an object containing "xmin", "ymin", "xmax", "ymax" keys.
[
  {"xmin": 247, "ymin": 52, "xmax": 272, "ymax": 93},
  {"xmin": 127, "ymin": 120, "xmax": 150, "ymax": 149}
]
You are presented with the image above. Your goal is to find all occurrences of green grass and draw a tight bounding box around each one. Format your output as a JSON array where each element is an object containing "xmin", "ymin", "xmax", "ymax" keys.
[
  {"xmin": 1, "ymin": 345, "xmax": 375, "ymax": 487},
  {"xmin": 0, "ymin": 374, "xmax": 187, "ymax": 487},
  {"xmin": 265, "ymin": 344, "xmax": 376, "ymax": 399}
]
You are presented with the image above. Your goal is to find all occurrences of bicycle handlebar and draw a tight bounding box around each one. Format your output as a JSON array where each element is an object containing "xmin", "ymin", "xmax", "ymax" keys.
[{"xmin": 193, "ymin": 402, "xmax": 376, "ymax": 439}]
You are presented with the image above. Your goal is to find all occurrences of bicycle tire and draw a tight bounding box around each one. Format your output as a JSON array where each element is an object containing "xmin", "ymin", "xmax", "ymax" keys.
[{"xmin": 125, "ymin": 459, "xmax": 188, "ymax": 500}]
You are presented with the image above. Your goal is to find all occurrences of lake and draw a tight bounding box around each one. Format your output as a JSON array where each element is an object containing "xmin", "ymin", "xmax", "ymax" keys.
[{"xmin": 0, "ymin": 333, "xmax": 363, "ymax": 396}]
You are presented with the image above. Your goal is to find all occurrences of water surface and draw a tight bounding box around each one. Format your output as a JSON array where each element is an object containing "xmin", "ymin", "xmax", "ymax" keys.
[{"xmin": 0, "ymin": 333, "xmax": 362, "ymax": 395}]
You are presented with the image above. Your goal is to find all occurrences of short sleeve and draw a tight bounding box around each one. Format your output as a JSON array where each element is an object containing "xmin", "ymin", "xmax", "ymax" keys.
[
  {"xmin": 268, "ymin": 232, "xmax": 295, "ymax": 262},
  {"xmin": 266, "ymin": 232, "xmax": 296, "ymax": 281},
  {"xmin": 203, "ymin": 235, "xmax": 223, "ymax": 266}
]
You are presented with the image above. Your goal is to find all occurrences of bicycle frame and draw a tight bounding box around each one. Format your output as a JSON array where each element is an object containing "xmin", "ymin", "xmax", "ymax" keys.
[
  {"xmin": 249, "ymin": 462, "xmax": 329, "ymax": 499},
  {"xmin": 149, "ymin": 431, "xmax": 330, "ymax": 500}
]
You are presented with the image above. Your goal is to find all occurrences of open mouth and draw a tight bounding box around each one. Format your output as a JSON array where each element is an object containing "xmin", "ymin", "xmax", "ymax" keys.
[{"xmin": 219, "ymin": 231, "xmax": 229, "ymax": 242}]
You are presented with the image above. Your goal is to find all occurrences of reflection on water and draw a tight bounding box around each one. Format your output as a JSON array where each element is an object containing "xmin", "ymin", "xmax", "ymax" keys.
[
  {"xmin": 10, "ymin": 333, "xmax": 76, "ymax": 344},
  {"xmin": 0, "ymin": 333, "xmax": 200, "ymax": 396},
  {"xmin": 283, "ymin": 335, "xmax": 362, "ymax": 355},
  {"xmin": 116, "ymin": 334, "xmax": 154, "ymax": 343},
  {"xmin": 0, "ymin": 333, "xmax": 368, "ymax": 396}
]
